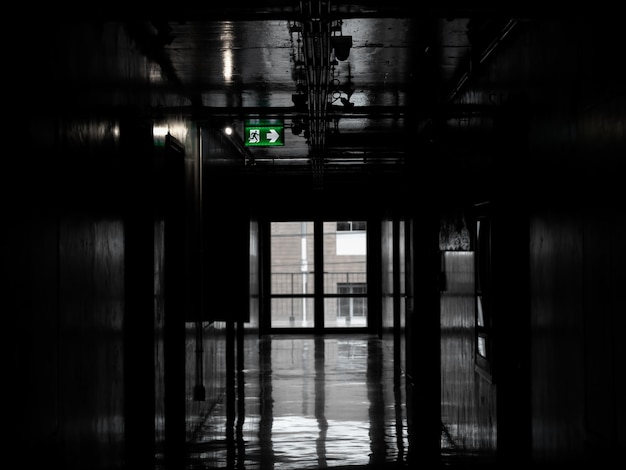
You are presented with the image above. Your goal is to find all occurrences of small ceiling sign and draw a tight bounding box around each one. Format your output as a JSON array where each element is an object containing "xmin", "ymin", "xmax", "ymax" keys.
[{"xmin": 244, "ymin": 119, "xmax": 285, "ymax": 147}]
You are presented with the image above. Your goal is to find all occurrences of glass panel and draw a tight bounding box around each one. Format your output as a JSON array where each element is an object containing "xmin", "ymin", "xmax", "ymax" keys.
[
  {"xmin": 271, "ymin": 221, "xmax": 315, "ymax": 294},
  {"xmin": 271, "ymin": 221, "xmax": 315, "ymax": 328},
  {"xmin": 324, "ymin": 297, "xmax": 368, "ymax": 328},
  {"xmin": 476, "ymin": 295, "xmax": 485, "ymax": 327},
  {"xmin": 323, "ymin": 221, "xmax": 367, "ymax": 291},
  {"xmin": 270, "ymin": 220, "xmax": 368, "ymax": 330},
  {"xmin": 271, "ymin": 298, "xmax": 315, "ymax": 328},
  {"xmin": 477, "ymin": 335, "xmax": 487, "ymax": 358},
  {"xmin": 323, "ymin": 221, "xmax": 367, "ymax": 328}
]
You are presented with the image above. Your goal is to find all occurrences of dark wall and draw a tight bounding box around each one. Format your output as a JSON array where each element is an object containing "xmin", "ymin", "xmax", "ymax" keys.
[
  {"xmin": 9, "ymin": 22, "xmax": 222, "ymax": 470},
  {"xmin": 441, "ymin": 18, "xmax": 626, "ymax": 465},
  {"xmin": 10, "ymin": 106, "xmax": 131, "ymax": 469},
  {"xmin": 201, "ymin": 128, "xmax": 253, "ymax": 323}
]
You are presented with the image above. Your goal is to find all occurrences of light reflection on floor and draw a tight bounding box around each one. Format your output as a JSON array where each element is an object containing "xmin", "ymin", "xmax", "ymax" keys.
[{"xmin": 188, "ymin": 335, "xmax": 409, "ymax": 469}]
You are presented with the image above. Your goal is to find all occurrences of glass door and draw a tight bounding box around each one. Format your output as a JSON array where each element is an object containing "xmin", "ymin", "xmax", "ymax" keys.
[
  {"xmin": 270, "ymin": 221, "xmax": 315, "ymax": 328},
  {"xmin": 323, "ymin": 221, "xmax": 368, "ymax": 329},
  {"xmin": 269, "ymin": 220, "xmax": 368, "ymax": 330}
]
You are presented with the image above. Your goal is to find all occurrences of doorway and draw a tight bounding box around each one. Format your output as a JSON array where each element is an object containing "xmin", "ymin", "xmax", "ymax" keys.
[{"xmin": 267, "ymin": 220, "xmax": 369, "ymax": 333}]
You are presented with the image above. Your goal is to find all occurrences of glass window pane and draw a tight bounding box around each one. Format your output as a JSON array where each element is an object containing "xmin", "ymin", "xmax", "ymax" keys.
[
  {"xmin": 271, "ymin": 298, "xmax": 315, "ymax": 328},
  {"xmin": 477, "ymin": 335, "xmax": 487, "ymax": 358},
  {"xmin": 324, "ymin": 298, "xmax": 367, "ymax": 328},
  {"xmin": 476, "ymin": 296, "xmax": 484, "ymax": 327},
  {"xmin": 270, "ymin": 220, "xmax": 368, "ymax": 330},
  {"xmin": 271, "ymin": 222, "xmax": 315, "ymax": 294}
]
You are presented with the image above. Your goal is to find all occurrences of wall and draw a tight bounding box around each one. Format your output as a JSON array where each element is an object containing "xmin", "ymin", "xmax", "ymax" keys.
[
  {"xmin": 201, "ymin": 127, "xmax": 253, "ymax": 323},
  {"xmin": 446, "ymin": 18, "xmax": 626, "ymax": 465},
  {"xmin": 9, "ymin": 21, "xmax": 227, "ymax": 469},
  {"xmin": 518, "ymin": 19, "xmax": 624, "ymax": 464},
  {"xmin": 12, "ymin": 99, "xmax": 136, "ymax": 469},
  {"xmin": 576, "ymin": 20, "xmax": 626, "ymax": 457}
]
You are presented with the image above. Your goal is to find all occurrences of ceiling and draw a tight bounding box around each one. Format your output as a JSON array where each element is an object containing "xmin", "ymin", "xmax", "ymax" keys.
[{"xmin": 121, "ymin": 2, "xmax": 530, "ymax": 188}]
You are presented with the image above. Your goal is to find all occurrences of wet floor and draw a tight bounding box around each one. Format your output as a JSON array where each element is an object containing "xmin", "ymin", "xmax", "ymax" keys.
[{"xmin": 187, "ymin": 334, "xmax": 410, "ymax": 469}]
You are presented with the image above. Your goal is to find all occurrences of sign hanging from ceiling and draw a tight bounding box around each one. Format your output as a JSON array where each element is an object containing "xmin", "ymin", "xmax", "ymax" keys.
[{"xmin": 244, "ymin": 119, "xmax": 285, "ymax": 147}]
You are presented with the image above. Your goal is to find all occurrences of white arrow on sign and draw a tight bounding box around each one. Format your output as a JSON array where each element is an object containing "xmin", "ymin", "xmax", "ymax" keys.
[{"xmin": 266, "ymin": 128, "xmax": 280, "ymax": 143}]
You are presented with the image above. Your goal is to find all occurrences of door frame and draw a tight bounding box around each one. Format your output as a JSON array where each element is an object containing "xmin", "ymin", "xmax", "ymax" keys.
[{"xmin": 260, "ymin": 217, "xmax": 379, "ymax": 335}]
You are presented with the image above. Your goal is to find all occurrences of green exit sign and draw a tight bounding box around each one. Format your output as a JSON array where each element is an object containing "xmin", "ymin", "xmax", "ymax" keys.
[{"xmin": 244, "ymin": 119, "xmax": 285, "ymax": 147}]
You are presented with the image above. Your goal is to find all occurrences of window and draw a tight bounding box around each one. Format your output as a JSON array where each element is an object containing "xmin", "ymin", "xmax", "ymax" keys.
[
  {"xmin": 337, "ymin": 282, "xmax": 367, "ymax": 318},
  {"xmin": 336, "ymin": 221, "xmax": 367, "ymax": 256},
  {"xmin": 474, "ymin": 202, "xmax": 493, "ymax": 382},
  {"xmin": 337, "ymin": 221, "xmax": 366, "ymax": 232},
  {"xmin": 269, "ymin": 220, "xmax": 369, "ymax": 330}
]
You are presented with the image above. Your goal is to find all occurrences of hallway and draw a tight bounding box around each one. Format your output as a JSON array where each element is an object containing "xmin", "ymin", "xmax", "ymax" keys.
[
  {"xmin": 181, "ymin": 335, "xmax": 410, "ymax": 469},
  {"xmin": 10, "ymin": 12, "xmax": 626, "ymax": 470}
]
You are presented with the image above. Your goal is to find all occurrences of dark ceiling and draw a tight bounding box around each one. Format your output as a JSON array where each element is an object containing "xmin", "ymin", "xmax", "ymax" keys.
[{"xmin": 82, "ymin": 2, "xmax": 545, "ymax": 189}]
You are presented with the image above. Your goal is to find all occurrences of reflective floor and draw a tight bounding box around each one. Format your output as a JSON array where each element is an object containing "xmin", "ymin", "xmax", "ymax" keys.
[{"xmin": 187, "ymin": 334, "xmax": 411, "ymax": 469}]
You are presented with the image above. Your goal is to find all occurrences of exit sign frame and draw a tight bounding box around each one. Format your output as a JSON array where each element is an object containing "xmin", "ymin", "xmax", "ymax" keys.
[{"xmin": 244, "ymin": 119, "xmax": 285, "ymax": 147}]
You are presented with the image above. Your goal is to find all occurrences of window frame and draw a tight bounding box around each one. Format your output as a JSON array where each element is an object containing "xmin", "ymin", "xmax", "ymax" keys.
[{"xmin": 473, "ymin": 202, "xmax": 494, "ymax": 383}]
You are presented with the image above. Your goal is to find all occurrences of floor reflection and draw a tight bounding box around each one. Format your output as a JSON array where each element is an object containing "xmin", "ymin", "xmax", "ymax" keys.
[{"xmin": 188, "ymin": 334, "xmax": 409, "ymax": 469}]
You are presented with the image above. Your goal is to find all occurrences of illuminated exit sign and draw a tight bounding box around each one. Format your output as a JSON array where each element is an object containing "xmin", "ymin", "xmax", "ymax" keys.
[{"xmin": 244, "ymin": 119, "xmax": 285, "ymax": 147}]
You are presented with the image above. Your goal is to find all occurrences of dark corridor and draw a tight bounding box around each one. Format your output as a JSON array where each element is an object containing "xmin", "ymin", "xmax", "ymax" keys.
[{"xmin": 8, "ymin": 4, "xmax": 626, "ymax": 470}]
